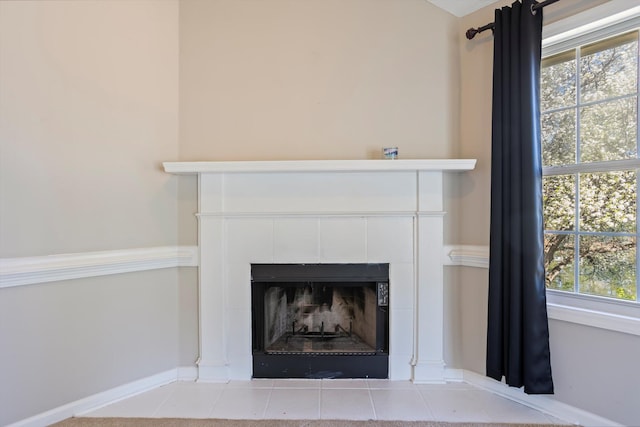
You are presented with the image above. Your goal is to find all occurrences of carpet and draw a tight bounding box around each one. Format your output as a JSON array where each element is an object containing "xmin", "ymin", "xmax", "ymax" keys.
[{"xmin": 52, "ymin": 418, "xmax": 572, "ymax": 427}]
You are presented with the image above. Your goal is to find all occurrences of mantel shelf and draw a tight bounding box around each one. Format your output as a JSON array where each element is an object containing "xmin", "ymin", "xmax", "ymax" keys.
[{"xmin": 163, "ymin": 159, "xmax": 477, "ymax": 174}]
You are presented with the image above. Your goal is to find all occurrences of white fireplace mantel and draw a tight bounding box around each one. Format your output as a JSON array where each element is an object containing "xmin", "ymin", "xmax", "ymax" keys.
[
  {"xmin": 165, "ymin": 159, "xmax": 476, "ymax": 383},
  {"xmin": 163, "ymin": 159, "xmax": 476, "ymax": 174}
]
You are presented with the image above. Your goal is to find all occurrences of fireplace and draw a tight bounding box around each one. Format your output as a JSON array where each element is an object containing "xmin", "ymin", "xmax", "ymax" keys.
[
  {"xmin": 163, "ymin": 159, "xmax": 476, "ymax": 382},
  {"xmin": 251, "ymin": 263, "xmax": 389, "ymax": 378}
]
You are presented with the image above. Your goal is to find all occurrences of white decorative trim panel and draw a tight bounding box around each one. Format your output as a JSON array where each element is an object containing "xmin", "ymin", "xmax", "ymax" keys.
[
  {"xmin": 0, "ymin": 246, "xmax": 198, "ymax": 289},
  {"xmin": 444, "ymin": 244, "xmax": 490, "ymax": 268}
]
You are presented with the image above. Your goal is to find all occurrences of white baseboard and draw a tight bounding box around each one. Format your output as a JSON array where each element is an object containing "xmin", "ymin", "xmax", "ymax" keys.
[
  {"xmin": 6, "ymin": 369, "xmax": 179, "ymax": 427},
  {"xmin": 412, "ymin": 360, "xmax": 447, "ymax": 384},
  {"xmin": 443, "ymin": 367, "xmax": 465, "ymax": 382},
  {"xmin": 461, "ymin": 370, "xmax": 622, "ymax": 427},
  {"xmin": 177, "ymin": 366, "xmax": 199, "ymax": 381}
]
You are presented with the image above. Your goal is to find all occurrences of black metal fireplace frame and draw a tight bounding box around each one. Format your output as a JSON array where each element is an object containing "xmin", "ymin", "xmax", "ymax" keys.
[{"xmin": 251, "ymin": 263, "xmax": 389, "ymax": 379}]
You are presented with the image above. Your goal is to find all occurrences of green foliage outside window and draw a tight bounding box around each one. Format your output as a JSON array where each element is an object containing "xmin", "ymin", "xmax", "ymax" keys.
[{"xmin": 541, "ymin": 30, "xmax": 639, "ymax": 302}]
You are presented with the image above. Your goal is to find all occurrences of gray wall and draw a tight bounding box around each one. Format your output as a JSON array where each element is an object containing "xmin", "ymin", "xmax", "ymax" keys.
[
  {"xmin": 0, "ymin": 1, "xmax": 181, "ymax": 425},
  {"xmin": 0, "ymin": 271, "xmax": 179, "ymax": 424}
]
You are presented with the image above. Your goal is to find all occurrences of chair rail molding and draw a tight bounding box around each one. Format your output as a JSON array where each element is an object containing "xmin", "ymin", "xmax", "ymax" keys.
[
  {"xmin": 0, "ymin": 246, "xmax": 199, "ymax": 289},
  {"xmin": 444, "ymin": 244, "xmax": 490, "ymax": 268},
  {"xmin": 443, "ymin": 244, "xmax": 639, "ymax": 336}
]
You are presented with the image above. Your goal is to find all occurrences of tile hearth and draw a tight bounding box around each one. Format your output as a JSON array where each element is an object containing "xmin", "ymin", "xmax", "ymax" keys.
[{"xmin": 81, "ymin": 380, "xmax": 567, "ymax": 424}]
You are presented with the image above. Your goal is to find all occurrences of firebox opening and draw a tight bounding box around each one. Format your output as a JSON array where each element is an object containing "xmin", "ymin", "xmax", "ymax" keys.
[
  {"xmin": 264, "ymin": 283, "xmax": 377, "ymax": 355},
  {"xmin": 251, "ymin": 264, "xmax": 389, "ymax": 379}
]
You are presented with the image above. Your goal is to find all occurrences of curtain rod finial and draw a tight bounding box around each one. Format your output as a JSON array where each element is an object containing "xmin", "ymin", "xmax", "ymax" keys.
[{"xmin": 466, "ymin": 28, "xmax": 479, "ymax": 40}]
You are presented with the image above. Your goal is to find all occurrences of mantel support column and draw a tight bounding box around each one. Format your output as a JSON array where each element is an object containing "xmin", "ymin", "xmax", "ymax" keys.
[
  {"xmin": 197, "ymin": 174, "xmax": 230, "ymax": 382},
  {"xmin": 412, "ymin": 171, "xmax": 446, "ymax": 383}
]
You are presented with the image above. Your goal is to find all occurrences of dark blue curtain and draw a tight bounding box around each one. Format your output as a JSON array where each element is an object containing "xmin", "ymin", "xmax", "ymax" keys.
[{"xmin": 487, "ymin": 0, "xmax": 554, "ymax": 395}]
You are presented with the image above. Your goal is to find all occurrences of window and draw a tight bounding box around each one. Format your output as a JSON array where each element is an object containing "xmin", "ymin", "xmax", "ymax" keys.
[{"xmin": 541, "ymin": 27, "xmax": 640, "ymax": 304}]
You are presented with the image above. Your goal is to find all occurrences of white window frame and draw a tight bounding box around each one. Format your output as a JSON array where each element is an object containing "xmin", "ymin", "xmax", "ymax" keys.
[{"xmin": 541, "ymin": 1, "xmax": 640, "ymax": 334}]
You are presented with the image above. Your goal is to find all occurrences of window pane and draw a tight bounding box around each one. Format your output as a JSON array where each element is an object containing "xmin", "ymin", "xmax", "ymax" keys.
[
  {"xmin": 545, "ymin": 233, "xmax": 575, "ymax": 292},
  {"xmin": 580, "ymin": 32, "xmax": 638, "ymax": 103},
  {"xmin": 579, "ymin": 171, "xmax": 637, "ymax": 233},
  {"xmin": 543, "ymin": 175, "xmax": 575, "ymax": 231},
  {"xmin": 579, "ymin": 235, "xmax": 636, "ymax": 301},
  {"xmin": 541, "ymin": 50, "xmax": 576, "ymax": 111},
  {"xmin": 542, "ymin": 110, "xmax": 576, "ymax": 166},
  {"xmin": 580, "ymin": 97, "xmax": 637, "ymax": 162}
]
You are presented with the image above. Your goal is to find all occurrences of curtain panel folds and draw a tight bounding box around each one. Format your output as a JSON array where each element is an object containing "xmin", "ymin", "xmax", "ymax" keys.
[{"xmin": 487, "ymin": 0, "xmax": 554, "ymax": 394}]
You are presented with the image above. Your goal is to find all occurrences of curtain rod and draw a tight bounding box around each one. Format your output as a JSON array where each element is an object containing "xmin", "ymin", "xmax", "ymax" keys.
[{"xmin": 465, "ymin": 0, "xmax": 560, "ymax": 40}]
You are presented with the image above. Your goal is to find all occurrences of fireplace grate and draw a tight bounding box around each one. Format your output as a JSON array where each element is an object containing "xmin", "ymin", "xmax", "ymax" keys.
[
  {"xmin": 266, "ymin": 351, "xmax": 377, "ymax": 356},
  {"xmin": 266, "ymin": 333, "xmax": 375, "ymax": 354}
]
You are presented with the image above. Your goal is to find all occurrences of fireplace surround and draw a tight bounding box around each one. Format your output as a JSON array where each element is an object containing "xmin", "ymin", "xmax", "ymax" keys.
[{"xmin": 164, "ymin": 159, "xmax": 475, "ymax": 382}]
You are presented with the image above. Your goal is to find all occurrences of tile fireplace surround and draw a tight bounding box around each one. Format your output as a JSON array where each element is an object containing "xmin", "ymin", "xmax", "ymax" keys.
[{"xmin": 164, "ymin": 159, "xmax": 476, "ymax": 383}]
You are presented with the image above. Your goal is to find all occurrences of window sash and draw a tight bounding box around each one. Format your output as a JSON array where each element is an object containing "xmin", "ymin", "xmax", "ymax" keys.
[{"xmin": 541, "ymin": 23, "xmax": 640, "ymax": 305}]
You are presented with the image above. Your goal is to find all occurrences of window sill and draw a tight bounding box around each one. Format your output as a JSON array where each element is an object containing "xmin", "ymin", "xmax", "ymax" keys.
[{"xmin": 547, "ymin": 302, "xmax": 640, "ymax": 336}]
